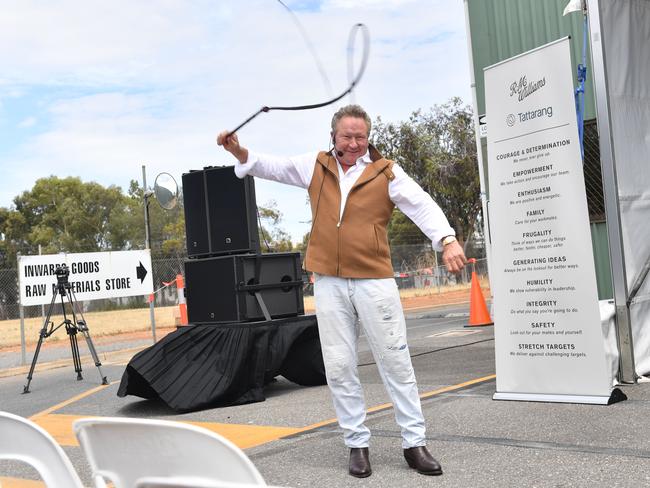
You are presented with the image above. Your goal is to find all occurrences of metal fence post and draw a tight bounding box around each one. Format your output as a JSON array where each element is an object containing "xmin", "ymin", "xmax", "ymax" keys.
[
  {"xmin": 19, "ymin": 303, "xmax": 26, "ymax": 365},
  {"xmin": 143, "ymin": 165, "xmax": 157, "ymax": 343},
  {"xmin": 17, "ymin": 252, "xmax": 27, "ymax": 365}
]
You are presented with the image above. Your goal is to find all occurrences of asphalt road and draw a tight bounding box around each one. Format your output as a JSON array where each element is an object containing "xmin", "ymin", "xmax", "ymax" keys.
[
  {"xmin": 2, "ymin": 303, "xmax": 650, "ymax": 487},
  {"xmin": 0, "ymin": 303, "xmax": 476, "ymax": 413}
]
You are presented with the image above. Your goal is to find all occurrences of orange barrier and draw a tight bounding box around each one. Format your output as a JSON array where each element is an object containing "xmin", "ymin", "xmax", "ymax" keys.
[
  {"xmin": 175, "ymin": 274, "xmax": 189, "ymax": 326},
  {"xmin": 465, "ymin": 258, "xmax": 493, "ymax": 327},
  {"xmin": 157, "ymin": 275, "xmax": 189, "ymax": 326}
]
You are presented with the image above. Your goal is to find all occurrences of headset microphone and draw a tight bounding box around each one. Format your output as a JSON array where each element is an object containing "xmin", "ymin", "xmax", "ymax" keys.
[
  {"xmin": 332, "ymin": 135, "xmax": 344, "ymax": 157},
  {"xmin": 332, "ymin": 133, "xmax": 343, "ymax": 158}
]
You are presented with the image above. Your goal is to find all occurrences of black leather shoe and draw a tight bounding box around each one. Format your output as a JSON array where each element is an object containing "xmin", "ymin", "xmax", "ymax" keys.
[
  {"xmin": 403, "ymin": 446, "xmax": 443, "ymax": 475},
  {"xmin": 349, "ymin": 447, "xmax": 372, "ymax": 478}
]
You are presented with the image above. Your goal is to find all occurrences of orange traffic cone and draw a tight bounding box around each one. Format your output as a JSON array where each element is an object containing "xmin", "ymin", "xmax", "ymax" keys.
[
  {"xmin": 176, "ymin": 274, "xmax": 189, "ymax": 327},
  {"xmin": 465, "ymin": 258, "xmax": 493, "ymax": 327}
]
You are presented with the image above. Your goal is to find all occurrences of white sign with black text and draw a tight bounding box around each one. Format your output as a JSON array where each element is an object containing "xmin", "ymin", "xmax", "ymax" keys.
[
  {"xmin": 478, "ymin": 114, "xmax": 487, "ymax": 138},
  {"xmin": 484, "ymin": 38, "xmax": 614, "ymax": 403},
  {"xmin": 19, "ymin": 250, "xmax": 154, "ymax": 306}
]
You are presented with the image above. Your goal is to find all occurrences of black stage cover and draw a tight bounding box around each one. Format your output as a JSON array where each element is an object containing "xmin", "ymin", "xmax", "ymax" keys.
[{"xmin": 117, "ymin": 315, "xmax": 325, "ymax": 411}]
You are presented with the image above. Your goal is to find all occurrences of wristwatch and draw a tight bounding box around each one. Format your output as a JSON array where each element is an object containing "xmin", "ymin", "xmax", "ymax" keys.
[{"xmin": 441, "ymin": 235, "xmax": 457, "ymax": 247}]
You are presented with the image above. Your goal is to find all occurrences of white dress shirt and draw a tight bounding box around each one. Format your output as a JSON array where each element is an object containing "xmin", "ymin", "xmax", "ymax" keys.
[{"xmin": 233, "ymin": 150, "xmax": 455, "ymax": 251}]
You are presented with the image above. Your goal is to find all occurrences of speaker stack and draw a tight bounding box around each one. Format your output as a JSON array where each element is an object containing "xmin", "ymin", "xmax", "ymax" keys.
[{"xmin": 182, "ymin": 166, "xmax": 304, "ymax": 324}]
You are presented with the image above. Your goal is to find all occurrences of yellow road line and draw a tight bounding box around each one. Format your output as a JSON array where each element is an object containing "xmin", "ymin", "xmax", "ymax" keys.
[
  {"xmin": 420, "ymin": 374, "xmax": 496, "ymax": 400},
  {"xmin": 29, "ymin": 380, "xmax": 119, "ymax": 420},
  {"xmin": 30, "ymin": 414, "xmax": 80, "ymax": 446},
  {"xmin": 284, "ymin": 373, "xmax": 496, "ymax": 437},
  {"xmin": 0, "ymin": 477, "xmax": 46, "ymax": 487},
  {"xmin": 32, "ymin": 413, "xmax": 301, "ymax": 450},
  {"xmin": 183, "ymin": 420, "xmax": 300, "ymax": 449},
  {"xmin": 27, "ymin": 373, "xmax": 496, "ymax": 449},
  {"xmin": 9, "ymin": 373, "xmax": 495, "ymax": 486}
]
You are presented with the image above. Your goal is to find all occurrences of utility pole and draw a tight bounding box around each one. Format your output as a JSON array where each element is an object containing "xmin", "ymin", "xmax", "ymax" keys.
[{"xmin": 142, "ymin": 165, "xmax": 157, "ymax": 343}]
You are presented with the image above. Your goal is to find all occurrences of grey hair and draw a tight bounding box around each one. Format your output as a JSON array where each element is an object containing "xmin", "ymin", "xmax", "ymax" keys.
[{"xmin": 330, "ymin": 104, "xmax": 372, "ymax": 136}]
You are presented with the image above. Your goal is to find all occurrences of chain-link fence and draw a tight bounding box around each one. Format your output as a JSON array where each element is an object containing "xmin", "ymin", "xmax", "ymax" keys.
[
  {"xmin": 0, "ymin": 255, "xmax": 185, "ymax": 322},
  {"xmin": 583, "ymin": 118, "xmax": 605, "ymax": 223},
  {"xmin": 0, "ymin": 267, "xmax": 19, "ymax": 321},
  {"xmin": 0, "ymin": 248, "xmax": 489, "ymax": 322},
  {"xmin": 389, "ymin": 243, "xmax": 488, "ymax": 289},
  {"xmin": 394, "ymin": 253, "xmax": 489, "ymax": 292}
]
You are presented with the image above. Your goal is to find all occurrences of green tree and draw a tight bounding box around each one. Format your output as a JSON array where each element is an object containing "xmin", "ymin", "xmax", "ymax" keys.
[
  {"xmin": 372, "ymin": 98, "xmax": 481, "ymax": 249},
  {"xmin": 257, "ymin": 200, "xmax": 294, "ymax": 252},
  {"xmin": 0, "ymin": 206, "xmax": 28, "ymax": 267},
  {"xmin": 294, "ymin": 231, "xmax": 311, "ymax": 254},
  {"xmin": 0, "ymin": 177, "xmax": 127, "ymax": 261},
  {"xmin": 161, "ymin": 219, "xmax": 186, "ymax": 256},
  {"xmin": 0, "ymin": 176, "xmax": 186, "ymax": 267},
  {"xmin": 126, "ymin": 179, "xmax": 186, "ymax": 256}
]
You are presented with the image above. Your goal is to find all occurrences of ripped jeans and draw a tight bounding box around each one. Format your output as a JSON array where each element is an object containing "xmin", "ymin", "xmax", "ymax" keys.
[{"xmin": 313, "ymin": 274, "xmax": 426, "ymax": 449}]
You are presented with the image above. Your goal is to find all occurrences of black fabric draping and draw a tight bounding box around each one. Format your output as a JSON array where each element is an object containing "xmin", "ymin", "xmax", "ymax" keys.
[{"xmin": 117, "ymin": 315, "xmax": 325, "ymax": 411}]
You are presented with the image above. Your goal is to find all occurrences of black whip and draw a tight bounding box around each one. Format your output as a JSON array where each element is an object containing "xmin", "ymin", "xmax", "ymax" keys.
[
  {"xmin": 228, "ymin": 23, "xmax": 370, "ymax": 136},
  {"xmin": 275, "ymin": 0, "xmax": 333, "ymax": 100}
]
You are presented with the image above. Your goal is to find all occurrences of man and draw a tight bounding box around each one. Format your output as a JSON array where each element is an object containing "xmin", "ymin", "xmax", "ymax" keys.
[{"xmin": 217, "ymin": 104, "xmax": 466, "ymax": 478}]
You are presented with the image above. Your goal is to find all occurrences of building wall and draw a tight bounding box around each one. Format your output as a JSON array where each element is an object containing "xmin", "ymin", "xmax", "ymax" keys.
[
  {"xmin": 466, "ymin": 0, "xmax": 612, "ymax": 299},
  {"xmin": 468, "ymin": 0, "xmax": 596, "ymax": 119}
]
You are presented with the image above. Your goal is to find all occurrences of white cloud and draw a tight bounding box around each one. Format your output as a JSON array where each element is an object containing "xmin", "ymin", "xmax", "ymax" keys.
[
  {"xmin": 0, "ymin": 0, "xmax": 471, "ymax": 242},
  {"xmin": 17, "ymin": 117, "xmax": 37, "ymax": 128},
  {"xmin": 324, "ymin": 0, "xmax": 421, "ymax": 9}
]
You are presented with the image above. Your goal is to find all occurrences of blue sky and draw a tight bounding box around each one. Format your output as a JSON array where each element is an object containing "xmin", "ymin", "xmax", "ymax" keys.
[{"xmin": 0, "ymin": 0, "xmax": 471, "ymax": 242}]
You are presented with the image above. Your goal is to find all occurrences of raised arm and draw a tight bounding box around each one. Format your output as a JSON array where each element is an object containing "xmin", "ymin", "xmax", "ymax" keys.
[
  {"xmin": 217, "ymin": 131, "xmax": 248, "ymax": 163},
  {"xmin": 216, "ymin": 131, "xmax": 317, "ymax": 189}
]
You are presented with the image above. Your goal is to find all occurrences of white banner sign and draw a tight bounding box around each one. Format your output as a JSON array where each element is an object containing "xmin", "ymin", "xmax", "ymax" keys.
[
  {"xmin": 485, "ymin": 38, "xmax": 613, "ymax": 403},
  {"xmin": 18, "ymin": 250, "xmax": 154, "ymax": 306}
]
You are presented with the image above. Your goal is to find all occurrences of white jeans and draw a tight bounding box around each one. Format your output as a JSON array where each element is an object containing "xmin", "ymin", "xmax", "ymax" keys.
[{"xmin": 313, "ymin": 274, "xmax": 426, "ymax": 449}]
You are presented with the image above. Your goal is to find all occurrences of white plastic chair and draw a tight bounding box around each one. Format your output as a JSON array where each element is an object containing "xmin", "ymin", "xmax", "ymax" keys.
[
  {"xmin": 0, "ymin": 411, "xmax": 84, "ymax": 488},
  {"xmin": 73, "ymin": 417, "xmax": 267, "ymax": 488},
  {"xmin": 136, "ymin": 477, "xmax": 284, "ymax": 488}
]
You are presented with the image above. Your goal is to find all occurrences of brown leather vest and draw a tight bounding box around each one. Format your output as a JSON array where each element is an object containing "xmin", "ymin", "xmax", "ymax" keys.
[{"xmin": 304, "ymin": 146, "xmax": 395, "ymax": 278}]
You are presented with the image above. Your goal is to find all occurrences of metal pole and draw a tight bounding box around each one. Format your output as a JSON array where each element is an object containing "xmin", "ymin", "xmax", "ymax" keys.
[
  {"xmin": 19, "ymin": 304, "xmax": 26, "ymax": 365},
  {"xmin": 142, "ymin": 165, "xmax": 157, "ymax": 343},
  {"xmin": 586, "ymin": 0, "xmax": 636, "ymax": 383},
  {"xmin": 39, "ymin": 245, "xmax": 45, "ymax": 323},
  {"xmin": 17, "ymin": 252, "xmax": 26, "ymax": 365},
  {"xmin": 579, "ymin": 12, "xmax": 588, "ymax": 160},
  {"xmin": 463, "ymin": 0, "xmax": 494, "ymax": 296}
]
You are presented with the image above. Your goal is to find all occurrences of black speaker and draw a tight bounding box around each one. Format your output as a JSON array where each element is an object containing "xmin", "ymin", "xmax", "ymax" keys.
[
  {"xmin": 184, "ymin": 253, "xmax": 304, "ymax": 324},
  {"xmin": 182, "ymin": 166, "xmax": 260, "ymax": 258}
]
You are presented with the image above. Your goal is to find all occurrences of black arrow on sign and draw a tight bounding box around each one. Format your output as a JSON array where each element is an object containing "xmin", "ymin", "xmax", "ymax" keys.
[{"xmin": 136, "ymin": 262, "xmax": 148, "ymax": 283}]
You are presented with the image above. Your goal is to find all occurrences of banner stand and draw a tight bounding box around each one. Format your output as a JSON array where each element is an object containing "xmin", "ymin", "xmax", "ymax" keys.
[
  {"xmin": 494, "ymin": 388, "xmax": 626, "ymax": 405},
  {"xmin": 484, "ymin": 38, "xmax": 616, "ymax": 403}
]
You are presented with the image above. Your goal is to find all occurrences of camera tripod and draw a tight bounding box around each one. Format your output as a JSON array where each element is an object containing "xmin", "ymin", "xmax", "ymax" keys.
[{"xmin": 23, "ymin": 271, "xmax": 108, "ymax": 393}]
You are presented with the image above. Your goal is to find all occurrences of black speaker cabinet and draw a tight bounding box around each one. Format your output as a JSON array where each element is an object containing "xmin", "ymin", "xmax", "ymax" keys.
[
  {"xmin": 185, "ymin": 253, "xmax": 304, "ymax": 323},
  {"xmin": 182, "ymin": 166, "xmax": 260, "ymax": 258}
]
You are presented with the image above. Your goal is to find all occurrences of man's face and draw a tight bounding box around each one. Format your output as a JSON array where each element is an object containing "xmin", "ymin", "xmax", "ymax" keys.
[{"xmin": 332, "ymin": 116, "xmax": 369, "ymax": 166}]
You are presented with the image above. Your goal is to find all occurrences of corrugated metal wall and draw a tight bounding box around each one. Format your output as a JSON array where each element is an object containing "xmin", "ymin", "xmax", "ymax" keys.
[
  {"xmin": 468, "ymin": 0, "xmax": 596, "ymax": 119},
  {"xmin": 466, "ymin": 0, "xmax": 612, "ymax": 299},
  {"xmin": 591, "ymin": 222, "xmax": 613, "ymax": 299}
]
